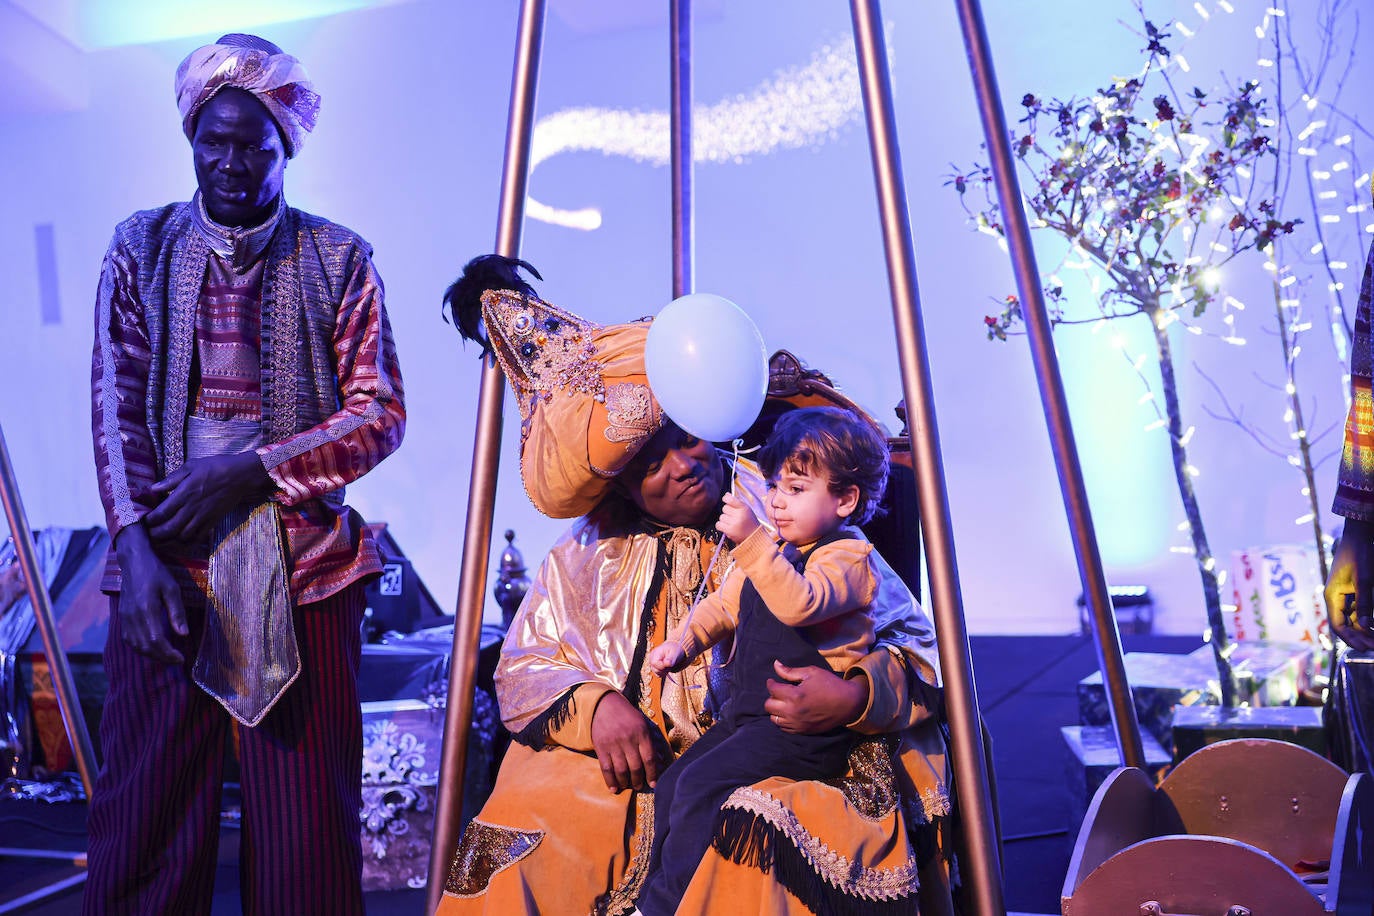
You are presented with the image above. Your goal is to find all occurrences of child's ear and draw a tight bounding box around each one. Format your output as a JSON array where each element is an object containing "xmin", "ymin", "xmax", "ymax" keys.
[{"xmin": 836, "ymin": 485, "xmax": 861, "ymax": 520}]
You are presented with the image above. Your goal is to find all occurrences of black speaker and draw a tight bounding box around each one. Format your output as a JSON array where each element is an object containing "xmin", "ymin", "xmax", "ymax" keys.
[{"xmin": 362, "ymin": 523, "xmax": 446, "ymax": 642}]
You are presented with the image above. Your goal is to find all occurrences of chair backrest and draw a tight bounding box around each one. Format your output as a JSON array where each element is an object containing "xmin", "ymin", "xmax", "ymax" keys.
[
  {"xmin": 1062, "ymin": 766, "xmax": 1159, "ymax": 898},
  {"xmin": 1158, "ymin": 737, "xmax": 1346, "ymax": 869},
  {"xmin": 734, "ymin": 350, "xmax": 922, "ymax": 599},
  {"xmin": 1063, "ymin": 835, "xmax": 1322, "ymax": 916}
]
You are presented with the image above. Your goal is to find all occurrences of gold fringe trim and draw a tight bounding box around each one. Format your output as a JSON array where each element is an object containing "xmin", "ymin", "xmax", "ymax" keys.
[
  {"xmin": 596, "ymin": 790, "xmax": 656, "ymax": 916},
  {"xmin": 920, "ymin": 785, "xmax": 952, "ymax": 821},
  {"xmin": 720, "ymin": 786, "xmax": 920, "ymax": 901}
]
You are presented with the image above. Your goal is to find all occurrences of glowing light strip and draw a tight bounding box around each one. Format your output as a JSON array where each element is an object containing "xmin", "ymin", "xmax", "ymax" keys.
[{"xmin": 526, "ymin": 36, "xmax": 865, "ymax": 230}]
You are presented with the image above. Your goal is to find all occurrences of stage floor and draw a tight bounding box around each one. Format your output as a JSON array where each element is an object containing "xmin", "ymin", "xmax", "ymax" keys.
[{"xmin": 1, "ymin": 632, "xmax": 1204, "ymax": 914}]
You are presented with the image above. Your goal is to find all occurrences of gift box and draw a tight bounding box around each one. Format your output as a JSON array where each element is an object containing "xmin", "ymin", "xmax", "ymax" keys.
[
  {"xmin": 360, "ymin": 779, "xmax": 437, "ymax": 892},
  {"xmin": 358, "ymin": 691, "xmax": 499, "ymax": 892},
  {"xmin": 1078, "ymin": 651, "xmax": 1220, "ymax": 748},
  {"xmin": 1170, "ymin": 704, "xmax": 1326, "ymax": 763},
  {"xmin": 1061, "ymin": 725, "xmax": 1172, "ymax": 829},
  {"xmin": 1227, "ymin": 545, "xmax": 1326, "ymax": 646},
  {"xmin": 20, "ymin": 654, "xmax": 105, "ymax": 772},
  {"xmin": 1188, "ymin": 640, "xmax": 1313, "ymax": 708},
  {"xmin": 360, "ymin": 699, "xmax": 443, "ymax": 892}
]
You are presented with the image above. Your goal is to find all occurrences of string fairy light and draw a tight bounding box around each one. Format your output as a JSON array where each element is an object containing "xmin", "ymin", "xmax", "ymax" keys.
[
  {"xmin": 964, "ymin": 0, "xmax": 1364, "ymax": 586},
  {"xmin": 1149, "ymin": 0, "xmax": 1353, "ymax": 569}
]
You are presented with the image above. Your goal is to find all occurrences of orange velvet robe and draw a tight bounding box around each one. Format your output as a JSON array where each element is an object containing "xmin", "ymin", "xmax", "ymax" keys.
[{"xmin": 437, "ymin": 460, "xmax": 950, "ymax": 915}]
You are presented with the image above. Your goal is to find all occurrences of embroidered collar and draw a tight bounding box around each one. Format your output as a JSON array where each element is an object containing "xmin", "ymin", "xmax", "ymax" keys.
[
  {"xmin": 642, "ymin": 518, "xmax": 719, "ymax": 541},
  {"xmin": 192, "ymin": 192, "xmax": 284, "ymax": 272},
  {"xmin": 642, "ymin": 520, "xmax": 727, "ymax": 603}
]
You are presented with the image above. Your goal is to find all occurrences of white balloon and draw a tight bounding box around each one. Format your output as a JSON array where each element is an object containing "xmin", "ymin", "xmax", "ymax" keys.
[{"xmin": 645, "ymin": 293, "xmax": 769, "ymax": 442}]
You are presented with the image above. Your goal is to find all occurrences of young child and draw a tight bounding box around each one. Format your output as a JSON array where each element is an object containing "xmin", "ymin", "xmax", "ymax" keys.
[{"xmin": 636, "ymin": 405, "xmax": 890, "ymax": 916}]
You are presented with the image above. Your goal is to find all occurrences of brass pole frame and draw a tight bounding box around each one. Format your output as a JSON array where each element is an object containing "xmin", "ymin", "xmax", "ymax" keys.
[
  {"xmin": 952, "ymin": 0, "xmax": 1145, "ymax": 770},
  {"xmin": 0, "ymin": 871, "xmax": 88, "ymax": 915},
  {"xmin": 847, "ymin": 2, "xmax": 1005, "ymax": 912},
  {"xmin": 424, "ymin": 1, "xmax": 547, "ymax": 912},
  {"xmin": 0, "ymin": 423, "xmax": 97, "ymax": 795},
  {"xmin": 670, "ymin": 0, "xmax": 694, "ymax": 299}
]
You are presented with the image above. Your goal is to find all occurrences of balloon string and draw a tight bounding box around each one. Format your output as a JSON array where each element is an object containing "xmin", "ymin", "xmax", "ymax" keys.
[
  {"xmin": 666, "ymin": 439, "xmax": 754, "ymax": 687},
  {"xmin": 697, "ymin": 437, "xmax": 752, "ymax": 606},
  {"xmin": 730, "ymin": 436, "xmax": 761, "ymax": 459}
]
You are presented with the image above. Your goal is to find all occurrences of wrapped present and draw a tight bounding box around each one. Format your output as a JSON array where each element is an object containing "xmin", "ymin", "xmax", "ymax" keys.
[
  {"xmin": 360, "ymin": 699, "xmax": 442, "ymax": 892},
  {"xmin": 4, "ymin": 526, "xmax": 111, "ymax": 777},
  {"xmin": 1078, "ymin": 651, "xmax": 1220, "ymax": 748},
  {"xmin": 1061, "ymin": 725, "xmax": 1171, "ymax": 829},
  {"xmin": 359, "ymin": 692, "xmax": 498, "ymax": 892},
  {"xmin": 1228, "ymin": 545, "xmax": 1326, "ymax": 647},
  {"xmin": 1188, "ymin": 640, "xmax": 1313, "ymax": 708},
  {"xmin": 1170, "ymin": 704, "xmax": 1326, "ymax": 762},
  {"xmin": 21, "ymin": 654, "xmax": 105, "ymax": 772},
  {"xmin": 360, "ymin": 779, "xmax": 436, "ymax": 892}
]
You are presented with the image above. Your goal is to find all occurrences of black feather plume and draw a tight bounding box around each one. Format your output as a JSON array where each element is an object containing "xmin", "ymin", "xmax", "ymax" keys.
[{"xmin": 441, "ymin": 254, "xmax": 543, "ymax": 354}]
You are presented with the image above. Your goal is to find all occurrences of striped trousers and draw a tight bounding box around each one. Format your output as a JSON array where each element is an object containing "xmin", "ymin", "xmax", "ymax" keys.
[{"xmin": 83, "ymin": 584, "xmax": 365, "ymax": 916}]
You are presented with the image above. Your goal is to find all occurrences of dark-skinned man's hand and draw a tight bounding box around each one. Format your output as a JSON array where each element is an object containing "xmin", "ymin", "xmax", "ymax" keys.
[
  {"xmin": 589, "ymin": 690, "xmax": 667, "ymax": 792},
  {"xmin": 765, "ymin": 661, "xmax": 867, "ymax": 734},
  {"xmin": 1326, "ymin": 518, "xmax": 1374, "ymax": 652},
  {"xmin": 145, "ymin": 451, "xmax": 272, "ymax": 545},
  {"xmin": 113, "ymin": 522, "xmax": 188, "ymax": 665}
]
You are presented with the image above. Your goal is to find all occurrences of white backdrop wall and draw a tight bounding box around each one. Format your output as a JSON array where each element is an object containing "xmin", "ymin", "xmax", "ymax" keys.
[{"xmin": 1, "ymin": 0, "xmax": 1369, "ymax": 635}]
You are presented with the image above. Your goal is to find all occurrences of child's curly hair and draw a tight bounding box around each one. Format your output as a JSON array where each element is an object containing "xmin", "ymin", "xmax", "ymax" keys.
[{"xmin": 758, "ymin": 406, "xmax": 889, "ymax": 525}]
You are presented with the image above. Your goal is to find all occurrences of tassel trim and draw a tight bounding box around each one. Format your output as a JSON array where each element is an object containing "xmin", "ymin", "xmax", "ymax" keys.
[
  {"xmin": 511, "ymin": 688, "xmax": 576, "ymax": 748},
  {"xmin": 595, "ymin": 790, "xmax": 656, "ymax": 916},
  {"xmin": 711, "ymin": 787, "xmax": 919, "ymax": 914}
]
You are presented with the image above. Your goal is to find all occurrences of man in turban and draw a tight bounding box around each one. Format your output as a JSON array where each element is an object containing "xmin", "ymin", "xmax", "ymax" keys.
[
  {"xmin": 433, "ymin": 258, "xmax": 952, "ymax": 915},
  {"xmin": 87, "ymin": 33, "xmax": 404, "ymax": 914}
]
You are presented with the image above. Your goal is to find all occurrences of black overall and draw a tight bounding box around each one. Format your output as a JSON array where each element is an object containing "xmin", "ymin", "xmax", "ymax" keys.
[{"xmin": 637, "ymin": 533, "xmax": 857, "ymax": 915}]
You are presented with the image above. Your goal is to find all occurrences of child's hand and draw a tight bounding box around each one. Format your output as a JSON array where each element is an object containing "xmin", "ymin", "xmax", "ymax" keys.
[
  {"xmin": 649, "ymin": 641, "xmax": 687, "ymax": 676},
  {"xmin": 716, "ymin": 492, "xmax": 761, "ymax": 543}
]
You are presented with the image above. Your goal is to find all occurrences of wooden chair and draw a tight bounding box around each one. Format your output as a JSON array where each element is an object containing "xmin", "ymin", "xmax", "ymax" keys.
[{"xmin": 1062, "ymin": 738, "xmax": 1374, "ymax": 915}]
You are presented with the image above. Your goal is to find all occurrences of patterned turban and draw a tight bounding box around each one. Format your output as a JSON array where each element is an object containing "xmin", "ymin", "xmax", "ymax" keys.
[
  {"xmin": 477, "ymin": 289, "xmax": 666, "ymax": 519},
  {"xmin": 174, "ymin": 33, "xmax": 320, "ymax": 158}
]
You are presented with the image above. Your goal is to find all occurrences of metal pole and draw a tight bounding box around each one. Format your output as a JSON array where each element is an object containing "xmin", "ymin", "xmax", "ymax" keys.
[
  {"xmin": 847, "ymin": 3, "xmax": 1005, "ymax": 913},
  {"xmin": 0, "ymin": 424, "xmax": 97, "ymax": 796},
  {"xmin": 670, "ymin": 0, "xmax": 694, "ymax": 298},
  {"xmin": 952, "ymin": 0, "xmax": 1145, "ymax": 769},
  {"xmin": 0, "ymin": 872, "xmax": 88, "ymax": 915},
  {"xmin": 424, "ymin": 1, "xmax": 546, "ymax": 912}
]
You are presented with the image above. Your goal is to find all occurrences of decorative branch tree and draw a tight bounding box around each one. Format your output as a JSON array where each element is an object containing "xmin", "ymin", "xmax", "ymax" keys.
[
  {"xmin": 953, "ymin": 15, "xmax": 1300, "ymax": 706},
  {"xmin": 1185, "ymin": 1, "xmax": 1370, "ymax": 651},
  {"xmin": 1269, "ymin": 0, "xmax": 1371, "ymax": 372},
  {"xmin": 1257, "ymin": 0, "xmax": 1373, "ymax": 584}
]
